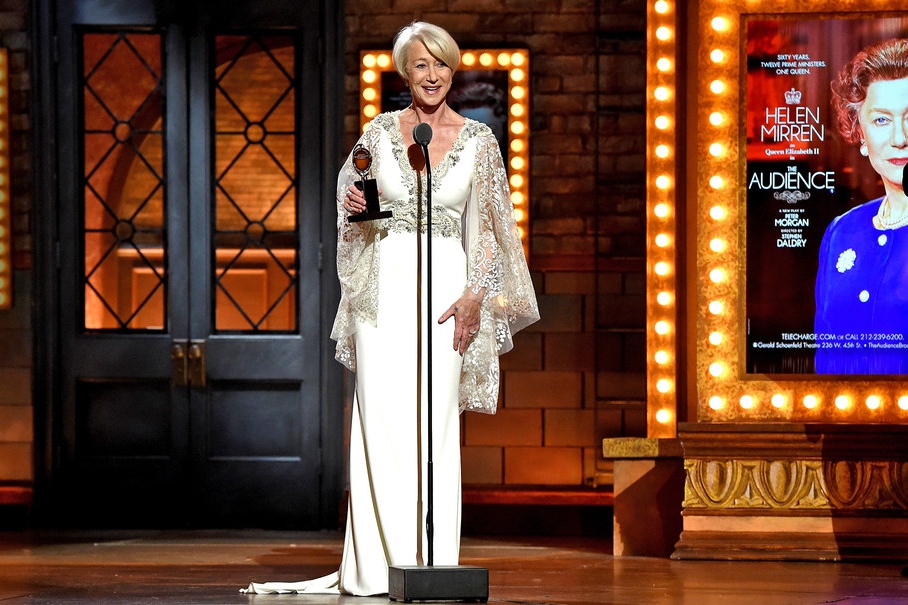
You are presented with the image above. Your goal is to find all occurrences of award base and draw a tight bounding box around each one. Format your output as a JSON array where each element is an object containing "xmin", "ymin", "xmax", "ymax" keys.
[
  {"xmin": 388, "ymin": 565, "xmax": 489, "ymax": 603},
  {"xmin": 348, "ymin": 209, "xmax": 392, "ymax": 223}
]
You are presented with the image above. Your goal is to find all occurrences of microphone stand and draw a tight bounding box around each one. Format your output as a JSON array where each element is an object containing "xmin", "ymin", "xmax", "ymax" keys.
[
  {"xmin": 423, "ymin": 130, "xmax": 436, "ymax": 569},
  {"xmin": 388, "ymin": 122, "xmax": 489, "ymax": 603}
]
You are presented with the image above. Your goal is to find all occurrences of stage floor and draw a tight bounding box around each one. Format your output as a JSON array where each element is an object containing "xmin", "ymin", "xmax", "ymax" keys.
[{"xmin": 0, "ymin": 530, "xmax": 906, "ymax": 604}]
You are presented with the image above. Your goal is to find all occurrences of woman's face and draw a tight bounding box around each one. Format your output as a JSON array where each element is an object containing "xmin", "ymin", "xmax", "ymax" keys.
[
  {"xmin": 405, "ymin": 41, "xmax": 453, "ymax": 111},
  {"xmin": 859, "ymin": 77, "xmax": 908, "ymax": 192}
]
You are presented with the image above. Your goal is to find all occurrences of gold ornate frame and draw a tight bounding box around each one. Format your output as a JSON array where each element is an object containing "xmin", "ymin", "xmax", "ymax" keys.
[
  {"xmin": 646, "ymin": 0, "xmax": 908, "ymax": 431},
  {"xmin": 358, "ymin": 49, "xmax": 530, "ymax": 258}
]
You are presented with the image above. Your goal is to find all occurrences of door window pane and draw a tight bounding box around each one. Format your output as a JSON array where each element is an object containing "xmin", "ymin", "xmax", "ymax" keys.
[
  {"xmin": 82, "ymin": 32, "xmax": 165, "ymax": 330},
  {"xmin": 213, "ymin": 35, "xmax": 298, "ymax": 332}
]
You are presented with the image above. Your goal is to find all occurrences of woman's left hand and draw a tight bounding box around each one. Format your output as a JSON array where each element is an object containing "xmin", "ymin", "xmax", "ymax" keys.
[{"xmin": 438, "ymin": 294, "xmax": 482, "ymax": 355}]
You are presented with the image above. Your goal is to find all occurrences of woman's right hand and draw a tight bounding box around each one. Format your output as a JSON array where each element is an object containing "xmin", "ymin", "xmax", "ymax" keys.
[{"xmin": 343, "ymin": 185, "xmax": 382, "ymax": 215}]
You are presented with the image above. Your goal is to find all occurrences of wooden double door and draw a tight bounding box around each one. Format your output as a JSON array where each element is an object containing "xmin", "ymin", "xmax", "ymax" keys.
[{"xmin": 34, "ymin": 0, "xmax": 345, "ymax": 528}]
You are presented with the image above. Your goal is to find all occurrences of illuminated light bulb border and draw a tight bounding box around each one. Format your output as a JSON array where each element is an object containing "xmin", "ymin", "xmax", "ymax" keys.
[
  {"xmin": 646, "ymin": 0, "xmax": 678, "ymax": 437},
  {"xmin": 0, "ymin": 48, "xmax": 9, "ymax": 310},
  {"xmin": 359, "ymin": 49, "xmax": 531, "ymax": 259},
  {"xmin": 678, "ymin": 0, "xmax": 908, "ymax": 424}
]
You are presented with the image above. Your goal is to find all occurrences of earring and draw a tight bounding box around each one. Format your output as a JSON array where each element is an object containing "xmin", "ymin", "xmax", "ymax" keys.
[{"xmin": 860, "ymin": 140, "xmax": 868, "ymax": 156}]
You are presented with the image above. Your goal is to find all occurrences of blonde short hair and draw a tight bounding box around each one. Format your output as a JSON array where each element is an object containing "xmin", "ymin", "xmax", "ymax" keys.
[
  {"xmin": 392, "ymin": 21, "xmax": 461, "ymax": 81},
  {"xmin": 832, "ymin": 38, "xmax": 908, "ymax": 144}
]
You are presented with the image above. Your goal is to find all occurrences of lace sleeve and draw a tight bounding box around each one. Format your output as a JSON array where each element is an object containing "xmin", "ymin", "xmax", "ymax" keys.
[
  {"xmin": 459, "ymin": 128, "xmax": 540, "ymax": 414},
  {"xmin": 330, "ymin": 122, "xmax": 384, "ymax": 371}
]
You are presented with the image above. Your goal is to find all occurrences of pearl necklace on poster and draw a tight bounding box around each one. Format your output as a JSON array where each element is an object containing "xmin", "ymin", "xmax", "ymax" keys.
[{"xmin": 876, "ymin": 197, "xmax": 908, "ymax": 230}]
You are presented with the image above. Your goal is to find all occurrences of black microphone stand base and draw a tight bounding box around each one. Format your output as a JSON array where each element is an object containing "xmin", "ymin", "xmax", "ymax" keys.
[
  {"xmin": 389, "ymin": 564, "xmax": 489, "ymax": 603},
  {"xmin": 348, "ymin": 210, "xmax": 392, "ymax": 223}
]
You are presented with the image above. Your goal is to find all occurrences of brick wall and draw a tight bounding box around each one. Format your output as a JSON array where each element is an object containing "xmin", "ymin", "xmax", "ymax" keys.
[
  {"xmin": 345, "ymin": 0, "xmax": 648, "ymax": 488},
  {"xmin": 0, "ymin": 0, "xmax": 649, "ymax": 491},
  {"xmin": 0, "ymin": 0, "xmax": 32, "ymax": 485}
]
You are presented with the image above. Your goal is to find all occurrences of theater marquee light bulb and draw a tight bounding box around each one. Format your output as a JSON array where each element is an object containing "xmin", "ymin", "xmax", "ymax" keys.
[
  {"xmin": 708, "ymin": 362, "xmax": 724, "ymax": 377},
  {"xmin": 655, "ymin": 350, "xmax": 669, "ymax": 364},
  {"xmin": 654, "ymin": 320, "xmax": 670, "ymax": 335},
  {"xmin": 803, "ymin": 395, "xmax": 818, "ymax": 409},
  {"xmin": 710, "ymin": 49, "xmax": 725, "ymax": 63},
  {"xmin": 656, "ymin": 291, "xmax": 672, "ymax": 306},
  {"xmin": 709, "ymin": 175, "xmax": 724, "ymax": 189},
  {"xmin": 655, "ymin": 233, "xmax": 670, "ymax": 247},
  {"xmin": 708, "ymin": 300, "xmax": 723, "ymax": 315},
  {"xmin": 708, "ymin": 331, "xmax": 722, "ymax": 345},
  {"xmin": 709, "ymin": 238, "xmax": 725, "ymax": 252},
  {"xmin": 835, "ymin": 395, "xmax": 850, "ymax": 410},
  {"xmin": 656, "ymin": 379, "xmax": 672, "ymax": 393},
  {"xmin": 709, "ymin": 205, "xmax": 726, "ymax": 220},
  {"xmin": 771, "ymin": 394, "xmax": 786, "ymax": 408},
  {"xmin": 709, "ymin": 111, "xmax": 724, "ymax": 126},
  {"xmin": 866, "ymin": 395, "xmax": 881, "ymax": 410},
  {"xmin": 711, "ymin": 16, "xmax": 729, "ymax": 31},
  {"xmin": 739, "ymin": 395, "xmax": 754, "ymax": 409},
  {"xmin": 710, "ymin": 79, "xmax": 725, "ymax": 94},
  {"xmin": 899, "ymin": 396, "xmax": 908, "ymax": 411},
  {"xmin": 0, "ymin": 47, "xmax": 10, "ymax": 312},
  {"xmin": 708, "ymin": 396, "xmax": 724, "ymax": 410},
  {"xmin": 655, "ymin": 408, "xmax": 672, "ymax": 423},
  {"xmin": 709, "ymin": 143, "xmax": 724, "ymax": 157}
]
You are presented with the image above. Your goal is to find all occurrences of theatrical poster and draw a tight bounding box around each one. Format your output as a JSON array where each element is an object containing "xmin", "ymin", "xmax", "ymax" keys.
[{"xmin": 745, "ymin": 16, "xmax": 908, "ymax": 375}]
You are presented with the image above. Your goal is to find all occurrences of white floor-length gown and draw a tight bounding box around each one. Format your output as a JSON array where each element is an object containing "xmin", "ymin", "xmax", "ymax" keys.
[{"xmin": 243, "ymin": 110, "xmax": 538, "ymax": 596}]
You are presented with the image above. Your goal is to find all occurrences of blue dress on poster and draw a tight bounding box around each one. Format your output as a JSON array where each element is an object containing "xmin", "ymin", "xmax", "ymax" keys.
[{"xmin": 814, "ymin": 197, "xmax": 908, "ymax": 373}]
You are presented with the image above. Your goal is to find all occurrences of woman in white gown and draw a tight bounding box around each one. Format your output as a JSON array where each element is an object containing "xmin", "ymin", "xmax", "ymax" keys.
[{"xmin": 243, "ymin": 21, "xmax": 538, "ymax": 597}]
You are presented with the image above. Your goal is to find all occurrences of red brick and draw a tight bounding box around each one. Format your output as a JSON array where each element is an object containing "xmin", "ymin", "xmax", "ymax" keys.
[
  {"xmin": 0, "ymin": 368, "xmax": 30, "ymax": 405},
  {"xmin": 534, "ymin": 294, "xmax": 583, "ymax": 332},
  {"xmin": 505, "ymin": 371, "xmax": 582, "ymax": 408},
  {"xmin": 464, "ymin": 409, "xmax": 542, "ymax": 447},
  {"xmin": 500, "ymin": 332, "xmax": 543, "ymax": 371},
  {"xmin": 534, "ymin": 217, "xmax": 585, "ymax": 235},
  {"xmin": 545, "ymin": 271, "xmax": 596, "ymax": 295},
  {"xmin": 0, "ymin": 405, "xmax": 31, "ymax": 442},
  {"xmin": 0, "ymin": 442, "xmax": 31, "ymax": 481},
  {"xmin": 461, "ymin": 446, "xmax": 503, "ymax": 485},
  {"xmin": 504, "ymin": 446, "xmax": 583, "ymax": 485},
  {"xmin": 544, "ymin": 332, "xmax": 595, "ymax": 372},
  {"xmin": 596, "ymin": 371, "xmax": 645, "ymax": 400},
  {"xmin": 545, "ymin": 409, "xmax": 597, "ymax": 447}
]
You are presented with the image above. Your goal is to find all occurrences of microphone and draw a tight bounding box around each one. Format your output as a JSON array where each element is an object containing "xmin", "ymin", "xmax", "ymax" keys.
[{"xmin": 414, "ymin": 122, "xmax": 433, "ymax": 147}]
